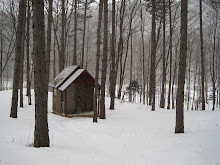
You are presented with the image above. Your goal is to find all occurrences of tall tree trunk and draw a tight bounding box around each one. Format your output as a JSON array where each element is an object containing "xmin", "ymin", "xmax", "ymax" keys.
[
  {"xmin": 85, "ymin": 18, "xmax": 90, "ymax": 69},
  {"xmin": 46, "ymin": 0, "xmax": 53, "ymax": 111},
  {"xmin": 60, "ymin": 0, "xmax": 65, "ymax": 72},
  {"xmin": 211, "ymin": 10, "xmax": 218, "ymax": 110},
  {"xmin": 0, "ymin": 14, "xmax": 3, "ymax": 91},
  {"xmin": 140, "ymin": 0, "xmax": 146, "ymax": 105},
  {"xmin": 150, "ymin": 0, "xmax": 156, "ymax": 111},
  {"xmin": 110, "ymin": 0, "xmax": 116, "ymax": 109},
  {"xmin": 73, "ymin": 0, "xmax": 77, "ymax": 65},
  {"xmin": 129, "ymin": 32, "xmax": 133, "ymax": 102},
  {"xmin": 167, "ymin": 0, "xmax": 172, "ymax": 109},
  {"xmin": 81, "ymin": 0, "xmax": 88, "ymax": 68},
  {"xmin": 187, "ymin": 46, "xmax": 192, "ymax": 110},
  {"xmin": 26, "ymin": 0, "xmax": 31, "ymax": 105},
  {"xmin": 19, "ymin": 3, "xmax": 26, "ymax": 108},
  {"xmin": 200, "ymin": 0, "xmax": 205, "ymax": 110},
  {"xmin": 160, "ymin": 0, "xmax": 166, "ymax": 108},
  {"xmin": 10, "ymin": 0, "xmax": 26, "ymax": 118},
  {"xmin": 191, "ymin": 52, "xmax": 199, "ymax": 110},
  {"xmin": 32, "ymin": 0, "xmax": 50, "ymax": 147},
  {"xmin": 175, "ymin": 0, "xmax": 188, "ymax": 134},
  {"xmin": 53, "ymin": 30, "xmax": 56, "ymax": 79},
  {"xmin": 111, "ymin": 0, "xmax": 125, "ymax": 105},
  {"xmin": 100, "ymin": 0, "xmax": 108, "ymax": 119},
  {"xmin": 117, "ymin": 1, "xmax": 137, "ymax": 100},
  {"xmin": 93, "ymin": 0, "xmax": 103, "ymax": 122}
]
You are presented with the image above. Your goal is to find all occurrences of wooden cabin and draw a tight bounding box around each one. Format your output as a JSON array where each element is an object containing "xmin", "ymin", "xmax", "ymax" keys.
[{"xmin": 49, "ymin": 65, "xmax": 99, "ymax": 117}]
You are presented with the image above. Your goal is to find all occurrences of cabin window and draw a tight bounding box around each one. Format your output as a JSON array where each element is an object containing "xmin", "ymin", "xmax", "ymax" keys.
[{"xmin": 54, "ymin": 88, "xmax": 57, "ymax": 95}]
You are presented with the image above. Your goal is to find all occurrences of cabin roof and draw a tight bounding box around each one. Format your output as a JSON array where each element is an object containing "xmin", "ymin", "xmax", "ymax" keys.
[
  {"xmin": 58, "ymin": 69, "xmax": 85, "ymax": 91},
  {"xmin": 49, "ymin": 65, "xmax": 79, "ymax": 88}
]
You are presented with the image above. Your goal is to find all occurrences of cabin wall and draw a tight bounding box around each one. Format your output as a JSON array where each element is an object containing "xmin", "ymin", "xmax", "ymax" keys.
[
  {"xmin": 66, "ymin": 84, "xmax": 76, "ymax": 114},
  {"xmin": 75, "ymin": 84, "xmax": 93, "ymax": 112},
  {"xmin": 53, "ymin": 89, "xmax": 63, "ymax": 114}
]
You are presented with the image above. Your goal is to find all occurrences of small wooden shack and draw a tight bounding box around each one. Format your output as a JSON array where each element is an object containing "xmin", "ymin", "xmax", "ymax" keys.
[{"xmin": 49, "ymin": 65, "xmax": 99, "ymax": 117}]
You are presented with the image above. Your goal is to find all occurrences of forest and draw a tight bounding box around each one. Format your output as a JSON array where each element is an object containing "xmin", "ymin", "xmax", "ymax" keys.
[{"xmin": 0, "ymin": 0, "xmax": 219, "ymax": 147}]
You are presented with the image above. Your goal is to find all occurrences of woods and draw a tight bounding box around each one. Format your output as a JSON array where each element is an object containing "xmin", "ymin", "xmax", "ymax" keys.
[{"xmin": 0, "ymin": 0, "xmax": 219, "ymax": 146}]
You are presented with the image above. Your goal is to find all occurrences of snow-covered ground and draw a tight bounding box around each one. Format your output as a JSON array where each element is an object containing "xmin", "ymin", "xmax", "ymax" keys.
[{"xmin": 0, "ymin": 90, "xmax": 220, "ymax": 165}]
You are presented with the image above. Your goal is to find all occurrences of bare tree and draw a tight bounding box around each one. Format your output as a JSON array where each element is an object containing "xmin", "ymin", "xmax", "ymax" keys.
[
  {"xmin": 167, "ymin": 0, "xmax": 173, "ymax": 109},
  {"xmin": 10, "ymin": 0, "xmax": 26, "ymax": 118},
  {"xmin": 160, "ymin": 0, "xmax": 166, "ymax": 108},
  {"xmin": 93, "ymin": 0, "xmax": 103, "ymax": 122},
  {"xmin": 81, "ymin": 0, "xmax": 88, "ymax": 68},
  {"xmin": 73, "ymin": 0, "xmax": 77, "ymax": 65},
  {"xmin": 100, "ymin": 0, "xmax": 108, "ymax": 119},
  {"xmin": 60, "ymin": 0, "xmax": 65, "ymax": 72},
  {"xmin": 175, "ymin": 0, "xmax": 188, "ymax": 134},
  {"xmin": 150, "ymin": 0, "xmax": 156, "ymax": 111},
  {"xmin": 46, "ymin": 0, "xmax": 53, "ymax": 110},
  {"xmin": 19, "ymin": 1, "xmax": 26, "ymax": 108},
  {"xmin": 109, "ymin": 0, "xmax": 116, "ymax": 109},
  {"xmin": 26, "ymin": 0, "xmax": 31, "ymax": 105},
  {"xmin": 32, "ymin": 0, "xmax": 50, "ymax": 147},
  {"xmin": 200, "ymin": 0, "xmax": 205, "ymax": 110}
]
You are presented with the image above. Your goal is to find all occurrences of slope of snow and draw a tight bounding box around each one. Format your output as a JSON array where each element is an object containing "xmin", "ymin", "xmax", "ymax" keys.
[{"xmin": 0, "ymin": 90, "xmax": 220, "ymax": 165}]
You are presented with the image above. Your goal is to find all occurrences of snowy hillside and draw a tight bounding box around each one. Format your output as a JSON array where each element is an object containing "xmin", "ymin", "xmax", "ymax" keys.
[{"xmin": 0, "ymin": 90, "xmax": 220, "ymax": 165}]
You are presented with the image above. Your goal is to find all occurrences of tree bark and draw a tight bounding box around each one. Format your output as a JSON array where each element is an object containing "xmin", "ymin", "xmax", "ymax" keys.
[
  {"xmin": 100, "ymin": 0, "xmax": 108, "ymax": 119},
  {"xmin": 175, "ymin": 0, "xmax": 188, "ymax": 134},
  {"xmin": 26, "ymin": 0, "xmax": 31, "ymax": 105},
  {"xmin": 150, "ymin": 0, "xmax": 156, "ymax": 111},
  {"xmin": 110, "ymin": 0, "xmax": 116, "ymax": 109},
  {"xmin": 19, "ymin": 3, "xmax": 26, "ymax": 108},
  {"xmin": 200, "ymin": 0, "xmax": 205, "ymax": 110},
  {"xmin": 60, "ymin": 0, "xmax": 65, "ymax": 72},
  {"xmin": 93, "ymin": 0, "xmax": 103, "ymax": 122},
  {"xmin": 32, "ymin": 0, "xmax": 50, "ymax": 147},
  {"xmin": 160, "ymin": 0, "xmax": 166, "ymax": 109},
  {"xmin": 81, "ymin": 0, "xmax": 88, "ymax": 68},
  {"xmin": 10, "ymin": 0, "xmax": 26, "ymax": 118},
  {"xmin": 46, "ymin": 0, "xmax": 53, "ymax": 112},
  {"xmin": 167, "ymin": 0, "xmax": 172, "ymax": 109},
  {"xmin": 73, "ymin": 0, "xmax": 77, "ymax": 65},
  {"xmin": 140, "ymin": 0, "xmax": 146, "ymax": 105}
]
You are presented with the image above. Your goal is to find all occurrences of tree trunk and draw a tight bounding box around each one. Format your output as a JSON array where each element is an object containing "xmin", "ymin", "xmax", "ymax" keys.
[
  {"xmin": 167, "ymin": 0, "xmax": 172, "ymax": 109},
  {"xmin": 100, "ymin": 0, "xmax": 108, "ymax": 119},
  {"xmin": 150, "ymin": 0, "xmax": 156, "ymax": 111},
  {"xmin": 129, "ymin": 32, "xmax": 133, "ymax": 103},
  {"xmin": 111, "ymin": 0, "xmax": 125, "ymax": 105},
  {"xmin": 10, "ymin": 0, "xmax": 26, "ymax": 118},
  {"xmin": 0, "ymin": 15, "xmax": 3, "ymax": 91},
  {"xmin": 160, "ymin": 0, "xmax": 166, "ymax": 109},
  {"xmin": 140, "ymin": 0, "xmax": 146, "ymax": 105},
  {"xmin": 26, "ymin": 0, "xmax": 31, "ymax": 105},
  {"xmin": 211, "ymin": 10, "xmax": 218, "ymax": 110},
  {"xmin": 46, "ymin": 0, "xmax": 53, "ymax": 111},
  {"xmin": 175, "ymin": 0, "xmax": 188, "ymax": 134},
  {"xmin": 53, "ymin": 30, "xmax": 56, "ymax": 79},
  {"xmin": 110, "ymin": 0, "xmax": 116, "ymax": 109},
  {"xmin": 73, "ymin": 0, "xmax": 77, "ymax": 65},
  {"xmin": 81, "ymin": 0, "xmax": 88, "ymax": 68},
  {"xmin": 60, "ymin": 0, "xmax": 65, "ymax": 72},
  {"xmin": 93, "ymin": 0, "xmax": 103, "ymax": 122},
  {"xmin": 19, "ymin": 3, "xmax": 26, "ymax": 108},
  {"xmin": 32, "ymin": 0, "xmax": 50, "ymax": 147},
  {"xmin": 200, "ymin": 0, "xmax": 205, "ymax": 110}
]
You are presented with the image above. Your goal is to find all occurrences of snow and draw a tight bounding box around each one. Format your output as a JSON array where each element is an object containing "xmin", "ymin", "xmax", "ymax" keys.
[
  {"xmin": 0, "ymin": 90, "xmax": 220, "ymax": 165},
  {"xmin": 58, "ymin": 69, "xmax": 85, "ymax": 91},
  {"xmin": 49, "ymin": 65, "xmax": 79, "ymax": 88}
]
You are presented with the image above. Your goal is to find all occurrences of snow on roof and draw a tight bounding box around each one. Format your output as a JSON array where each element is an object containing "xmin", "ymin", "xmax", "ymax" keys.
[
  {"xmin": 58, "ymin": 69, "xmax": 85, "ymax": 91},
  {"xmin": 49, "ymin": 65, "xmax": 79, "ymax": 88}
]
